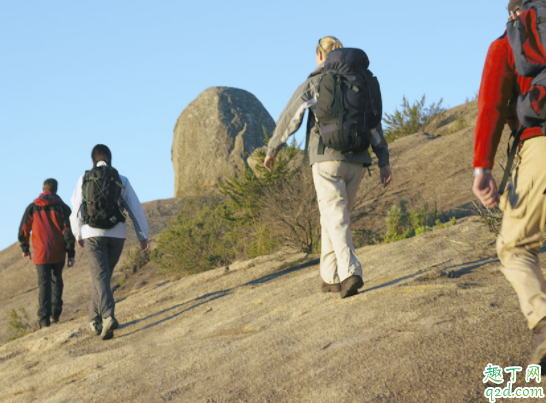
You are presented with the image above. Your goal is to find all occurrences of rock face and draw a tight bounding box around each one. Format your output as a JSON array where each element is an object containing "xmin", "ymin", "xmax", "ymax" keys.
[{"xmin": 172, "ymin": 87, "xmax": 275, "ymax": 197}]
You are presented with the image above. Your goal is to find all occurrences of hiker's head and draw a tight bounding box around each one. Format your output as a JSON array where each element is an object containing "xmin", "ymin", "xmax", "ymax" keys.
[
  {"xmin": 316, "ymin": 36, "xmax": 343, "ymax": 65},
  {"xmin": 43, "ymin": 178, "xmax": 58, "ymax": 194},
  {"xmin": 508, "ymin": 0, "xmax": 522, "ymax": 15},
  {"xmin": 91, "ymin": 144, "xmax": 112, "ymax": 167}
]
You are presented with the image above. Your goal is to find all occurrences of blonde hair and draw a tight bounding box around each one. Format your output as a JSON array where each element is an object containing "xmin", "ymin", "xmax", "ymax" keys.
[{"xmin": 316, "ymin": 36, "xmax": 343, "ymax": 56}]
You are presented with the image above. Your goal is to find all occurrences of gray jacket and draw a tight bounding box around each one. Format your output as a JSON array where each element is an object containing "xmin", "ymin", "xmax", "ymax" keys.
[{"xmin": 267, "ymin": 65, "xmax": 390, "ymax": 167}]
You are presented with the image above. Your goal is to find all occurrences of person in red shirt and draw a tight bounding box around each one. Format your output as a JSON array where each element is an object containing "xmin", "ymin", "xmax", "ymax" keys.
[
  {"xmin": 18, "ymin": 179, "xmax": 75, "ymax": 328},
  {"xmin": 473, "ymin": 0, "xmax": 546, "ymax": 370}
]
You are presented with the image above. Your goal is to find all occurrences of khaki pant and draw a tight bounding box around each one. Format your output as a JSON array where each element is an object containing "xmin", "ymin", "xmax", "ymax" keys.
[
  {"xmin": 312, "ymin": 161, "xmax": 364, "ymax": 284},
  {"xmin": 497, "ymin": 136, "xmax": 546, "ymax": 330}
]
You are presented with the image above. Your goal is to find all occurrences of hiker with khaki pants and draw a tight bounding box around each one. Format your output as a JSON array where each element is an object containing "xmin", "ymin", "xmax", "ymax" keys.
[
  {"xmin": 474, "ymin": 0, "xmax": 546, "ymax": 370},
  {"xmin": 313, "ymin": 160, "xmax": 365, "ymax": 285},
  {"xmin": 497, "ymin": 138, "xmax": 546, "ymax": 329},
  {"xmin": 265, "ymin": 36, "xmax": 391, "ymax": 298}
]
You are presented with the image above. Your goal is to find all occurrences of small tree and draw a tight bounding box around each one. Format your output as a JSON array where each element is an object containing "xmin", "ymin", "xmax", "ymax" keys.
[
  {"xmin": 384, "ymin": 200, "xmax": 453, "ymax": 243},
  {"xmin": 7, "ymin": 307, "xmax": 34, "ymax": 341},
  {"xmin": 383, "ymin": 95, "xmax": 446, "ymax": 142},
  {"xmin": 220, "ymin": 135, "xmax": 320, "ymax": 254},
  {"xmin": 152, "ymin": 130, "xmax": 320, "ymax": 275}
]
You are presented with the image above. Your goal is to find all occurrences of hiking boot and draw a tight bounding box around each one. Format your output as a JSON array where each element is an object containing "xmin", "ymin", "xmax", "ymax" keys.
[
  {"xmin": 321, "ymin": 282, "xmax": 341, "ymax": 293},
  {"xmin": 51, "ymin": 316, "xmax": 59, "ymax": 324},
  {"xmin": 101, "ymin": 316, "xmax": 119, "ymax": 341},
  {"xmin": 39, "ymin": 317, "xmax": 50, "ymax": 328},
  {"xmin": 340, "ymin": 275, "xmax": 364, "ymax": 299},
  {"xmin": 529, "ymin": 318, "xmax": 546, "ymax": 374},
  {"xmin": 89, "ymin": 321, "xmax": 102, "ymax": 336}
]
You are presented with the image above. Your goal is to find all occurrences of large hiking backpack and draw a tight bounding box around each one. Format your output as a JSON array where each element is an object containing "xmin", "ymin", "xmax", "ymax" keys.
[
  {"xmin": 314, "ymin": 48, "xmax": 382, "ymax": 154},
  {"xmin": 507, "ymin": 0, "xmax": 546, "ymax": 78},
  {"xmin": 507, "ymin": 0, "xmax": 546, "ymax": 128},
  {"xmin": 80, "ymin": 165, "xmax": 126, "ymax": 229},
  {"xmin": 499, "ymin": 1, "xmax": 546, "ymax": 194}
]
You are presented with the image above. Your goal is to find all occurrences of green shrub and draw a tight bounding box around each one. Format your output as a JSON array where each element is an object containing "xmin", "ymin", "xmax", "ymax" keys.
[
  {"xmin": 7, "ymin": 307, "xmax": 34, "ymax": 341},
  {"xmin": 384, "ymin": 200, "xmax": 455, "ymax": 243},
  {"xmin": 152, "ymin": 131, "xmax": 320, "ymax": 276},
  {"xmin": 384, "ymin": 200, "xmax": 413, "ymax": 242},
  {"xmin": 221, "ymin": 135, "xmax": 320, "ymax": 254},
  {"xmin": 152, "ymin": 197, "xmax": 238, "ymax": 275},
  {"xmin": 447, "ymin": 114, "xmax": 467, "ymax": 134},
  {"xmin": 383, "ymin": 95, "xmax": 446, "ymax": 142}
]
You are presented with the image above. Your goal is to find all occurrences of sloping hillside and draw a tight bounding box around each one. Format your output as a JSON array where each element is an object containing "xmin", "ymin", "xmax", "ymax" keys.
[
  {"xmin": 0, "ymin": 101, "xmax": 506, "ymax": 348},
  {"xmin": 2, "ymin": 101, "xmax": 539, "ymax": 402},
  {"xmin": 353, "ymin": 100, "xmax": 510, "ymax": 236},
  {"xmin": 1, "ymin": 218, "xmax": 544, "ymax": 402}
]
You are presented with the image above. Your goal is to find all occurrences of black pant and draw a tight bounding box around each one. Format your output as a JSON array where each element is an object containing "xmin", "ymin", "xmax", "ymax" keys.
[{"xmin": 36, "ymin": 262, "xmax": 65, "ymax": 321}]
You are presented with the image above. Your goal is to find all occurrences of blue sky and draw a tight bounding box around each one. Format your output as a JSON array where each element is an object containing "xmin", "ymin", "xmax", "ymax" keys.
[{"xmin": 1, "ymin": 1, "xmax": 510, "ymax": 251}]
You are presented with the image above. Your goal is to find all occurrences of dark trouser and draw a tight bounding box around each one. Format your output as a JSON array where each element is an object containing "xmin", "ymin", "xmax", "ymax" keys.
[
  {"xmin": 36, "ymin": 262, "xmax": 65, "ymax": 321},
  {"xmin": 86, "ymin": 237, "xmax": 125, "ymax": 323}
]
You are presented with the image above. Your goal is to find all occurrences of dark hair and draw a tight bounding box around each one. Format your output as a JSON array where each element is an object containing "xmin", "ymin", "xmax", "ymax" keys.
[
  {"xmin": 91, "ymin": 144, "xmax": 112, "ymax": 167},
  {"xmin": 508, "ymin": 0, "xmax": 522, "ymax": 12},
  {"xmin": 43, "ymin": 178, "xmax": 58, "ymax": 193}
]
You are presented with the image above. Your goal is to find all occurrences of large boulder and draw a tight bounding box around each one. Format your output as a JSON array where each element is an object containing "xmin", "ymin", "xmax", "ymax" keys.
[{"xmin": 172, "ymin": 87, "xmax": 275, "ymax": 197}]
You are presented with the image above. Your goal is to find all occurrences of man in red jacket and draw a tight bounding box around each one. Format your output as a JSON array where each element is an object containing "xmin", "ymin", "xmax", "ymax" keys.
[
  {"xmin": 473, "ymin": 0, "xmax": 546, "ymax": 370},
  {"xmin": 18, "ymin": 179, "xmax": 75, "ymax": 328}
]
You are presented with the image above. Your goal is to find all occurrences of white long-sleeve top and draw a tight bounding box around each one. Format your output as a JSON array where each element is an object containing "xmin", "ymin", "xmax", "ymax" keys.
[{"xmin": 69, "ymin": 161, "xmax": 149, "ymax": 242}]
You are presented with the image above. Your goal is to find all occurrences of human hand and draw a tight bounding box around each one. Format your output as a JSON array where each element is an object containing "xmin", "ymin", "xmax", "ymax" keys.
[
  {"xmin": 380, "ymin": 165, "xmax": 392, "ymax": 189},
  {"xmin": 67, "ymin": 258, "xmax": 75, "ymax": 268},
  {"xmin": 264, "ymin": 156, "xmax": 276, "ymax": 172},
  {"xmin": 77, "ymin": 240, "xmax": 85, "ymax": 248},
  {"xmin": 472, "ymin": 172, "xmax": 500, "ymax": 208},
  {"xmin": 22, "ymin": 251, "xmax": 31, "ymax": 261},
  {"xmin": 140, "ymin": 239, "xmax": 150, "ymax": 253}
]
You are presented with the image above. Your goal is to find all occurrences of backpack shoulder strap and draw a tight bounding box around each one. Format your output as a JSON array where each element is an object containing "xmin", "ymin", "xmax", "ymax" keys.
[{"xmin": 499, "ymin": 126, "xmax": 526, "ymax": 195}]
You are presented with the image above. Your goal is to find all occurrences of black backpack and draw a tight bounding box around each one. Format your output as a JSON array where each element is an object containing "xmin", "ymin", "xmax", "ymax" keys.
[
  {"xmin": 505, "ymin": 1, "xmax": 546, "ymax": 130},
  {"xmin": 314, "ymin": 48, "xmax": 382, "ymax": 154},
  {"xmin": 81, "ymin": 165, "xmax": 126, "ymax": 229},
  {"xmin": 499, "ymin": 1, "xmax": 546, "ymax": 194}
]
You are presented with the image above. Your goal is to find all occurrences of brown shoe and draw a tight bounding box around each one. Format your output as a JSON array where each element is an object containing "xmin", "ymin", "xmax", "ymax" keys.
[
  {"xmin": 322, "ymin": 282, "xmax": 341, "ymax": 293},
  {"xmin": 529, "ymin": 318, "xmax": 546, "ymax": 374},
  {"xmin": 340, "ymin": 275, "xmax": 364, "ymax": 299}
]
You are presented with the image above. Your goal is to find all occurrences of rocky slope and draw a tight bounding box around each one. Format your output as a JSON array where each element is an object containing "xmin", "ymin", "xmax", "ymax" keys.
[
  {"xmin": 2, "ymin": 101, "xmax": 540, "ymax": 402},
  {"xmin": 1, "ymin": 218, "xmax": 545, "ymax": 402}
]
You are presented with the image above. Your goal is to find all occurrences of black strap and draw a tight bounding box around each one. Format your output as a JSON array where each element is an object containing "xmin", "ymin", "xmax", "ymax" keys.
[
  {"xmin": 318, "ymin": 135, "xmax": 325, "ymax": 155},
  {"xmin": 304, "ymin": 126, "xmax": 311, "ymax": 163},
  {"xmin": 334, "ymin": 76, "xmax": 344, "ymax": 132},
  {"xmin": 499, "ymin": 126, "xmax": 526, "ymax": 195},
  {"xmin": 327, "ymin": 73, "xmax": 336, "ymax": 111}
]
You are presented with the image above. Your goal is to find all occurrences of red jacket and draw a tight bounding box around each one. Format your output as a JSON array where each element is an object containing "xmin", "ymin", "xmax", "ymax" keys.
[
  {"xmin": 18, "ymin": 192, "xmax": 75, "ymax": 265},
  {"xmin": 474, "ymin": 33, "xmax": 543, "ymax": 169}
]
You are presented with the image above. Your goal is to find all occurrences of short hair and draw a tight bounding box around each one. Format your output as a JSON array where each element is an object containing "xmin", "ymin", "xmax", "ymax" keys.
[
  {"xmin": 91, "ymin": 144, "xmax": 112, "ymax": 167},
  {"xmin": 43, "ymin": 178, "xmax": 58, "ymax": 193},
  {"xmin": 508, "ymin": 0, "xmax": 522, "ymax": 12}
]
